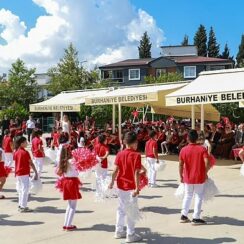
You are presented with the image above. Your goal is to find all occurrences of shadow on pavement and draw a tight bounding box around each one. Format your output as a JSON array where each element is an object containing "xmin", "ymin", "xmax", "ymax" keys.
[
  {"xmin": 157, "ymin": 179, "xmax": 177, "ymax": 182},
  {"xmin": 161, "ymin": 183, "xmax": 179, "ymax": 189},
  {"xmin": 0, "ymin": 219, "xmax": 44, "ymax": 226},
  {"xmin": 139, "ymin": 195, "xmax": 162, "ymax": 200},
  {"xmin": 216, "ymin": 194, "xmax": 244, "ymax": 198},
  {"xmin": 141, "ymin": 206, "xmax": 180, "ymax": 215},
  {"xmin": 206, "ymin": 216, "xmax": 244, "ymax": 226},
  {"xmin": 150, "ymin": 236, "xmax": 236, "ymax": 244},
  {"xmin": 34, "ymin": 206, "xmax": 93, "ymax": 214}
]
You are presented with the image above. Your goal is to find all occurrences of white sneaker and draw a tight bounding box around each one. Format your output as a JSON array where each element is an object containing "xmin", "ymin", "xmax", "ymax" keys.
[
  {"xmin": 126, "ymin": 233, "xmax": 142, "ymax": 243},
  {"xmin": 150, "ymin": 184, "xmax": 159, "ymax": 188},
  {"xmin": 114, "ymin": 230, "xmax": 127, "ymax": 239}
]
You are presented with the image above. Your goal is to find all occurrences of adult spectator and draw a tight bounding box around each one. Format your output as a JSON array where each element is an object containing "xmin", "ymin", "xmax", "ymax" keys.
[
  {"xmin": 0, "ymin": 115, "xmax": 10, "ymax": 145},
  {"xmin": 232, "ymin": 124, "xmax": 244, "ymax": 150},
  {"xmin": 62, "ymin": 114, "xmax": 71, "ymax": 135},
  {"xmin": 26, "ymin": 115, "xmax": 35, "ymax": 143},
  {"xmin": 215, "ymin": 125, "xmax": 235, "ymax": 159},
  {"xmin": 209, "ymin": 124, "xmax": 221, "ymax": 154}
]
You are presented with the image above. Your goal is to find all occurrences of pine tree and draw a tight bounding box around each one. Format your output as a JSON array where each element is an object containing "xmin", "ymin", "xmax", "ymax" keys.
[
  {"xmin": 194, "ymin": 24, "xmax": 207, "ymax": 56},
  {"xmin": 138, "ymin": 32, "xmax": 152, "ymax": 58},
  {"xmin": 236, "ymin": 34, "xmax": 244, "ymax": 67},
  {"xmin": 207, "ymin": 27, "xmax": 220, "ymax": 57},
  {"xmin": 181, "ymin": 35, "xmax": 189, "ymax": 46},
  {"xmin": 48, "ymin": 43, "xmax": 92, "ymax": 95},
  {"xmin": 220, "ymin": 43, "xmax": 231, "ymax": 59}
]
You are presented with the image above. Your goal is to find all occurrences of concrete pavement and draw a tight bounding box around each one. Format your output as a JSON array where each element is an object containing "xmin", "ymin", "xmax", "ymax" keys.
[{"xmin": 0, "ymin": 155, "xmax": 243, "ymax": 244}]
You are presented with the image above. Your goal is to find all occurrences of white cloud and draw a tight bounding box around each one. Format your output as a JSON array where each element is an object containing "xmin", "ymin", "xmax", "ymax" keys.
[{"xmin": 0, "ymin": 0, "xmax": 164, "ymax": 73}]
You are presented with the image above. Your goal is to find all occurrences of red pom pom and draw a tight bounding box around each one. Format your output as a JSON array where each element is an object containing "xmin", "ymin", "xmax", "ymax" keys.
[
  {"xmin": 139, "ymin": 173, "xmax": 148, "ymax": 190},
  {"xmin": 72, "ymin": 148, "xmax": 98, "ymax": 172},
  {"xmin": 4, "ymin": 166, "xmax": 12, "ymax": 177}
]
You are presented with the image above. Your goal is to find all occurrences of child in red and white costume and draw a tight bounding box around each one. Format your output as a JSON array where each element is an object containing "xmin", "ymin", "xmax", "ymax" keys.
[
  {"xmin": 0, "ymin": 150, "xmax": 7, "ymax": 199},
  {"xmin": 14, "ymin": 136, "xmax": 38, "ymax": 212},
  {"xmin": 94, "ymin": 134, "xmax": 109, "ymax": 197},
  {"xmin": 145, "ymin": 130, "xmax": 159, "ymax": 187},
  {"xmin": 32, "ymin": 130, "xmax": 45, "ymax": 177},
  {"xmin": 2, "ymin": 129, "xmax": 14, "ymax": 168},
  {"xmin": 179, "ymin": 130, "xmax": 211, "ymax": 225},
  {"xmin": 58, "ymin": 145, "xmax": 81, "ymax": 231},
  {"xmin": 109, "ymin": 131, "xmax": 144, "ymax": 243}
]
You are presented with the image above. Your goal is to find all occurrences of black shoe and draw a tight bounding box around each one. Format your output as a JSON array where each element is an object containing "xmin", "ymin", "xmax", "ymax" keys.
[
  {"xmin": 192, "ymin": 219, "xmax": 207, "ymax": 225},
  {"xmin": 180, "ymin": 215, "xmax": 191, "ymax": 223}
]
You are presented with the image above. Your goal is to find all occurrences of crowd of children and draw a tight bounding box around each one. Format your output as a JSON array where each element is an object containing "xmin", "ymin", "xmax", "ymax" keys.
[{"xmin": 0, "ymin": 113, "xmax": 244, "ymax": 243}]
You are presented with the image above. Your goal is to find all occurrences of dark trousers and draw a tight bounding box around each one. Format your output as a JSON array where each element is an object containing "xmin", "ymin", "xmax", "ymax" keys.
[{"xmin": 27, "ymin": 128, "xmax": 34, "ymax": 142}]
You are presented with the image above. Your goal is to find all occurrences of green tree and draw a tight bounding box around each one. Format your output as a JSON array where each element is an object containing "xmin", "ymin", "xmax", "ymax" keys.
[
  {"xmin": 236, "ymin": 34, "xmax": 244, "ymax": 67},
  {"xmin": 0, "ymin": 59, "xmax": 38, "ymax": 110},
  {"xmin": 48, "ymin": 43, "xmax": 93, "ymax": 95},
  {"xmin": 220, "ymin": 43, "xmax": 231, "ymax": 59},
  {"xmin": 194, "ymin": 24, "xmax": 207, "ymax": 56},
  {"xmin": 181, "ymin": 35, "xmax": 189, "ymax": 46},
  {"xmin": 138, "ymin": 32, "xmax": 152, "ymax": 58},
  {"xmin": 144, "ymin": 72, "xmax": 183, "ymax": 84},
  {"xmin": 207, "ymin": 27, "xmax": 220, "ymax": 57}
]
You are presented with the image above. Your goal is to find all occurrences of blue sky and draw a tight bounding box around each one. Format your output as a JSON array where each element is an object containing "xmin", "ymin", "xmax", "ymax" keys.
[
  {"xmin": 1, "ymin": 0, "xmax": 243, "ymax": 57},
  {"xmin": 0, "ymin": 0, "xmax": 243, "ymax": 72},
  {"xmin": 132, "ymin": 0, "xmax": 244, "ymax": 56}
]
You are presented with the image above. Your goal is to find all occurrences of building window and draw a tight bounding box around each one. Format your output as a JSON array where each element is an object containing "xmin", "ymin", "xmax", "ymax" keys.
[
  {"xmin": 184, "ymin": 66, "xmax": 196, "ymax": 78},
  {"xmin": 129, "ymin": 69, "xmax": 140, "ymax": 80},
  {"xmin": 156, "ymin": 68, "xmax": 166, "ymax": 77}
]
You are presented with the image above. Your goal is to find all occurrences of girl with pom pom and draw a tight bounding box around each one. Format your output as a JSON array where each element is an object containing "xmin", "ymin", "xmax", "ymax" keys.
[
  {"xmin": 56, "ymin": 145, "xmax": 82, "ymax": 231},
  {"xmin": 145, "ymin": 130, "xmax": 159, "ymax": 188},
  {"xmin": 179, "ymin": 130, "xmax": 211, "ymax": 225},
  {"xmin": 109, "ymin": 131, "xmax": 146, "ymax": 243}
]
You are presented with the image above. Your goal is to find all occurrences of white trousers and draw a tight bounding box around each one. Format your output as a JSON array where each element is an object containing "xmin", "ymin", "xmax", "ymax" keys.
[
  {"xmin": 147, "ymin": 157, "xmax": 157, "ymax": 185},
  {"xmin": 161, "ymin": 141, "xmax": 169, "ymax": 154},
  {"xmin": 4, "ymin": 152, "xmax": 13, "ymax": 167},
  {"xmin": 116, "ymin": 189, "xmax": 137, "ymax": 235},
  {"xmin": 16, "ymin": 175, "xmax": 30, "ymax": 208},
  {"xmin": 181, "ymin": 183, "xmax": 205, "ymax": 219},
  {"xmin": 95, "ymin": 167, "xmax": 107, "ymax": 196},
  {"xmin": 64, "ymin": 200, "xmax": 77, "ymax": 227},
  {"xmin": 34, "ymin": 157, "xmax": 44, "ymax": 176}
]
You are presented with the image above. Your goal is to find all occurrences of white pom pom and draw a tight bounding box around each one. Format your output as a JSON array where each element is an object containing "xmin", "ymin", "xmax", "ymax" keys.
[
  {"xmin": 155, "ymin": 160, "xmax": 166, "ymax": 171},
  {"xmin": 240, "ymin": 164, "xmax": 244, "ymax": 176},
  {"xmin": 95, "ymin": 176, "xmax": 118, "ymax": 202},
  {"xmin": 30, "ymin": 178, "xmax": 43, "ymax": 195},
  {"xmin": 174, "ymin": 183, "xmax": 185, "ymax": 199},
  {"xmin": 204, "ymin": 178, "xmax": 219, "ymax": 202},
  {"xmin": 45, "ymin": 148, "xmax": 57, "ymax": 162},
  {"xmin": 125, "ymin": 195, "xmax": 142, "ymax": 222}
]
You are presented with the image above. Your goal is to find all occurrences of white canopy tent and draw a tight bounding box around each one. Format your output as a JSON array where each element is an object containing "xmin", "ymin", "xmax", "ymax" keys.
[
  {"xmin": 85, "ymin": 82, "xmax": 220, "ymax": 139},
  {"xmin": 166, "ymin": 68, "xmax": 244, "ymax": 130}
]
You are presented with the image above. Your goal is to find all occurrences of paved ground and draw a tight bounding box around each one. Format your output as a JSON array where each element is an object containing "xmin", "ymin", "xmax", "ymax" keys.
[{"xmin": 0, "ymin": 153, "xmax": 244, "ymax": 244}]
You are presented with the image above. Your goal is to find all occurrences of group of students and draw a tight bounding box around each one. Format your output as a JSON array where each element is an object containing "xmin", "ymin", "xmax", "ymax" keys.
[{"xmin": 1, "ymin": 122, "xmax": 244, "ymax": 243}]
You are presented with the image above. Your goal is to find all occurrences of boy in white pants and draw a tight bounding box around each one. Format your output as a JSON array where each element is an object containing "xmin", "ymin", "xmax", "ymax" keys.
[
  {"xmin": 145, "ymin": 130, "xmax": 159, "ymax": 187},
  {"xmin": 109, "ymin": 131, "xmax": 144, "ymax": 243},
  {"xmin": 14, "ymin": 136, "xmax": 38, "ymax": 212},
  {"xmin": 31, "ymin": 130, "xmax": 45, "ymax": 177},
  {"xmin": 94, "ymin": 134, "xmax": 109, "ymax": 198},
  {"xmin": 179, "ymin": 130, "xmax": 210, "ymax": 225}
]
